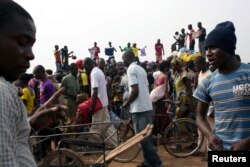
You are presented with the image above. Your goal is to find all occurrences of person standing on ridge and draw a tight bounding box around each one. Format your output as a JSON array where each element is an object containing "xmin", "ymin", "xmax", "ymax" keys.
[
  {"xmin": 197, "ymin": 22, "xmax": 206, "ymax": 57},
  {"xmin": 187, "ymin": 24, "xmax": 195, "ymax": 51},
  {"xmin": 105, "ymin": 41, "xmax": 117, "ymax": 62},
  {"xmin": 155, "ymin": 39, "xmax": 165, "ymax": 63}
]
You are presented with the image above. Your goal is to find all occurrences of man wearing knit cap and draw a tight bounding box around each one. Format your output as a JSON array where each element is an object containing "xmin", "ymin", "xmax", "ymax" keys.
[{"xmin": 193, "ymin": 21, "xmax": 250, "ymax": 151}]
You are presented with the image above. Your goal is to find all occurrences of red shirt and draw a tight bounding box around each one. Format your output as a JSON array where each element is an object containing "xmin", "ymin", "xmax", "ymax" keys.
[
  {"xmin": 155, "ymin": 43, "xmax": 164, "ymax": 56},
  {"xmin": 93, "ymin": 46, "xmax": 100, "ymax": 59},
  {"xmin": 189, "ymin": 29, "xmax": 195, "ymax": 43},
  {"xmin": 54, "ymin": 50, "xmax": 61, "ymax": 62}
]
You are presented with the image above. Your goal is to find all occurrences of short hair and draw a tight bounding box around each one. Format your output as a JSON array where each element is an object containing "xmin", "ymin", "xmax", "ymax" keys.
[
  {"xmin": 186, "ymin": 60, "xmax": 195, "ymax": 69},
  {"xmin": 69, "ymin": 63, "xmax": 77, "ymax": 69},
  {"xmin": 194, "ymin": 56, "xmax": 206, "ymax": 63},
  {"xmin": 0, "ymin": 1, "xmax": 33, "ymax": 29},
  {"xmin": 33, "ymin": 65, "xmax": 45, "ymax": 74},
  {"xmin": 45, "ymin": 69, "xmax": 53, "ymax": 75},
  {"xmin": 158, "ymin": 60, "xmax": 170, "ymax": 72},
  {"xmin": 18, "ymin": 73, "xmax": 33, "ymax": 83},
  {"xmin": 84, "ymin": 57, "xmax": 94, "ymax": 65}
]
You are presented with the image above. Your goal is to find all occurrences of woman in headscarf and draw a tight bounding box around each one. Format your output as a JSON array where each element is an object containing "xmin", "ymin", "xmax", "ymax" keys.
[
  {"xmin": 170, "ymin": 56, "xmax": 192, "ymax": 118},
  {"xmin": 150, "ymin": 60, "xmax": 170, "ymax": 134}
]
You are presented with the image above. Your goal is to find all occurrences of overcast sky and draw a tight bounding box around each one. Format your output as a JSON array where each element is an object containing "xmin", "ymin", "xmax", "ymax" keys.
[{"xmin": 16, "ymin": 0, "xmax": 250, "ymax": 73}]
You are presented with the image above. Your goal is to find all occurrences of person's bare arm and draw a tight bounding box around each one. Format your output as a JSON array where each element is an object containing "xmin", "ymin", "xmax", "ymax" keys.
[
  {"xmin": 196, "ymin": 101, "xmax": 211, "ymax": 137},
  {"xmin": 122, "ymin": 84, "xmax": 139, "ymax": 108},
  {"xmin": 89, "ymin": 87, "xmax": 98, "ymax": 115},
  {"xmin": 230, "ymin": 137, "xmax": 250, "ymax": 151},
  {"xmin": 119, "ymin": 46, "xmax": 124, "ymax": 52},
  {"xmin": 196, "ymin": 100, "xmax": 223, "ymax": 150}
]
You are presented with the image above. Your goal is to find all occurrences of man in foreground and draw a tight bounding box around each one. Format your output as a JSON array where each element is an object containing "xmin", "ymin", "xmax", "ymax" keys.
[
  {"xmin": 0, "ymin": 1, "xmax": 67, "ymax": 166},
  {"xmin": 194, "ymin": 21, "xmax": 250, "ymax": 151}
]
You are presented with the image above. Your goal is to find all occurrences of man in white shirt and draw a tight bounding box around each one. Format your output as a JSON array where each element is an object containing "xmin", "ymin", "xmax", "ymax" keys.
[
  {"xmin": 83, "ymin": 57, "xmax": 117, "ymax": 145},
  {"xmin": 122, "ymin": 51, "xmax": 163, "ymax": 167}
]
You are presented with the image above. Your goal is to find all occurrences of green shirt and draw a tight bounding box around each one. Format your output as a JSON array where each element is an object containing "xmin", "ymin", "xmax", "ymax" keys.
[{"xmin": 61, "ymin": 73, "xmax": 80, "ymax": 99}]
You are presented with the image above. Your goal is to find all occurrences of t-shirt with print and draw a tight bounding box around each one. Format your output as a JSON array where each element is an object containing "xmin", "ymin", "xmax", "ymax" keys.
[{"xmin": 193, "ymin": 63, "xmax": 250, "ymax": 150}]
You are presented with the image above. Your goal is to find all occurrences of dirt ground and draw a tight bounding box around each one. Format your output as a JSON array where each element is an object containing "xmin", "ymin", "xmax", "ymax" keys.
[{"xmin": 109, "ymin": 145, "xmax": 207, "ymax": 167}]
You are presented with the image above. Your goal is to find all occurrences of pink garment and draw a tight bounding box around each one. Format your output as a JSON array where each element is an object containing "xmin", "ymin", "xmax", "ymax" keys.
[
  {"xmin": 155, "ymin": 77, "xmax": 165, "ymax": 86},
  {"xmin": 155, "ymin": 73, "xmax": 166, "ymax": 86}
]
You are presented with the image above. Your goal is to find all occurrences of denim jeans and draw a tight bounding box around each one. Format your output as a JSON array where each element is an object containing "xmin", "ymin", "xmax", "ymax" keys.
[
  {"xmin": 131, "ymin": 110, "xmax": 162, "ymax": 167},
  {"xmin": 55, "ymin": 62, "xmax": 62, "ymax": 72}
]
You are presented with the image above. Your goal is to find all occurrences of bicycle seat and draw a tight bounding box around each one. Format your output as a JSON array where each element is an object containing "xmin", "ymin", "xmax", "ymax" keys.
[{"xmin": 163, "ymin": 99, "xmax": 180, "ymax": 105}]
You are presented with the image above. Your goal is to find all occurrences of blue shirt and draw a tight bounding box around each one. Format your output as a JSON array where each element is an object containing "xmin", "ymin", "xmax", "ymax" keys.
[
  {"xmin": 193, "ymin": 63, "xmax": 250, "ymax": 149},
  {"xmin": 105, "ymin": 47, "xmax": 115, "ymax": 56}
]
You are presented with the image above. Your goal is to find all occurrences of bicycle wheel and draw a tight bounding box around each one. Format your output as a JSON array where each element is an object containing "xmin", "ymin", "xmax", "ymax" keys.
[
  {"xmin": 163, "ymin": 118, "xmax": 203, "ymax": 158},
  {"xmin": 113, "ymin": 122, "xmax": 141, "ymax": 163},
  {"xmin": 42, "ymin": 148, "xmax": 85, "ymax": 167}
]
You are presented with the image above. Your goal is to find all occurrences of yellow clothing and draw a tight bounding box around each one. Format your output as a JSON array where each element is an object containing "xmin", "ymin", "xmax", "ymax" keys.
[
  {"xmin": 179, "ymin": 52, "xmax": 201, "ymax": 62},
  {"xmin": 172, "ymin": 71, "xmax": 188, "ymax": 98},
  {"xmin": 132, "ymin": 47, "xmax": 139, "ymax": 57},
  {"xmin": 81, "ymin": 72, "xmax": 88, "ymax": 86},
  {"xmin": 78, "ymin": 70, "xmax": 88, "ymax": 86},
  {"xmin": 21, "ymin": 87, "xmax": 35, "ymax": 114},
  {"xmin": 172, "ymin": 71, "xmax": 191, "ymax": 118}
]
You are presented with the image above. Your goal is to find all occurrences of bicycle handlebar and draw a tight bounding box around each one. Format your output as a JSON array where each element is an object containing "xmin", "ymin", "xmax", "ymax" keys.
[{"xmin": 163, "ymin": 99, "xmax": 180, "ymax": 105}]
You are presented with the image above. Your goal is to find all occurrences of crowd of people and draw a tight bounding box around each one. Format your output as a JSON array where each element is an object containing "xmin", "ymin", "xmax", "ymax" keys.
[
  {"xmin": 0, "ymin": 1, "xmax": 250, "ymax": 167},
  {"xmin": 172, "ymin": 22, "xmax": 206, "ymax": 57}
]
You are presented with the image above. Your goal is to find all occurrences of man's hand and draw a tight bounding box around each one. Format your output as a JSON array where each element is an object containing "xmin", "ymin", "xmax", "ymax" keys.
[
  {"xmin": 208, "ymin": 134, "xmax": 224, "ymax": 151},
  {"xmin": 122, "ymin": 101, "xmax": 129, "ymax": 108},
  {"xmin": 230, "ymin": 139, "xmax": 249, "ymax": 151},
  {"xmin": 29, "ymin": 105, "xmax": 67, "ymax": 132},
  {"xmin": 29, "ymin": 88, "xmax": 68, "ymax": 133}
]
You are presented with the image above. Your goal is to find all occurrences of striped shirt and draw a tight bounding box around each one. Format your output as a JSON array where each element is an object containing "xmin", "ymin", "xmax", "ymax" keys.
[
  {"xmin": 0, "ymin": 77, "xmax": 37, "ymax": 167},
  {"xmin": 193, "ymin": 63, "xmax": 250, "ymax": 149}
]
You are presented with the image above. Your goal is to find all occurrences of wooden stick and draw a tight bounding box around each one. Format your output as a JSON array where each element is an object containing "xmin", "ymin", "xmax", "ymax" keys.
[{"xmin": 95, "ymin": 124, "xmax": 153, "ymax": 164}]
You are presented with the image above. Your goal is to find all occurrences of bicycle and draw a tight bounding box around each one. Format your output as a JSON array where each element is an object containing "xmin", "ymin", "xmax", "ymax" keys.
[
  {"xmin": 41, "ymin": 132, "xmax": 105, "ymax": 167},
  {"xmin": 117, "ymin": 103, "xmax": 203, "ymax": 159},
  {"xmin": 161, "ymin": 99, "xmax": 204, "ymax": 158}
]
